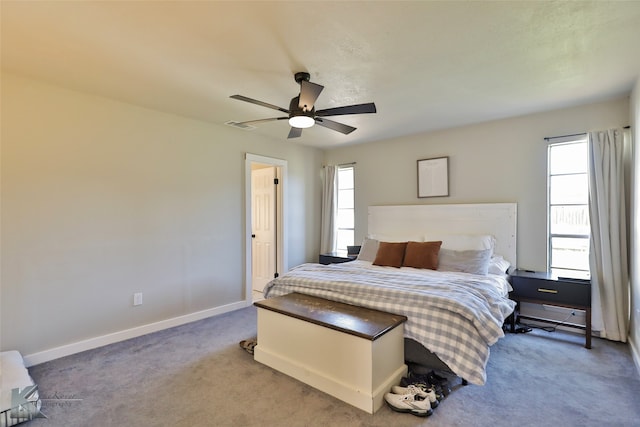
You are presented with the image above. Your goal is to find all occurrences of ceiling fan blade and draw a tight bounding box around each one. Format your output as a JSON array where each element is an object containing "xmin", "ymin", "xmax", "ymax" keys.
[
  {"xmin": 314, "ymin": 118, "xmax": 356, "ymax": 135},
  {"xmin": 298, "ymin": 81, "xmax": 324, "ymax": 111},
  {"xmin": 288, "ymin": 127, "xmax": 303, "ymax": 139},
  {"xmin": 230, "ymin": 95, "xmax": 290, "ymax": 114},
  {"xmin": 235, "ymin": 117, "xmax": 288, "ymax": 125},
  {"xmin": 315, "ymin": 102, "xmax": 377, "ymax": 117}
]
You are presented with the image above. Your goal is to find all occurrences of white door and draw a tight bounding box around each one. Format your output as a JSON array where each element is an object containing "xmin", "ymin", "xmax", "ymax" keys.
[{"xmin": 252, "ymin": 166, "xmax": 277, "ymax": 292}]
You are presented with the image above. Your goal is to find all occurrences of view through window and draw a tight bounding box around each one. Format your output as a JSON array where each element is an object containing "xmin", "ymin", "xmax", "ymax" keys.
[
  {"xmin": 336, "ymin": 165, "xmax": 355, "ymax": 252},
  {"xmin": 547, "ymin": 137, "xmax": 590, "ymax": 278}
]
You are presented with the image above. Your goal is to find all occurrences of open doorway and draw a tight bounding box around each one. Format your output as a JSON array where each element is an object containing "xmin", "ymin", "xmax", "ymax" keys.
[{"xmin": 245, "ymin": 154, "xmax": 287, "ymax": 303}]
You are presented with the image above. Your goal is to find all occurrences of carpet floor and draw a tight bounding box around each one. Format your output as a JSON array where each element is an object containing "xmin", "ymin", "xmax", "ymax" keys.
[{"xmin": 26, "ymin": 305, "xmax": 640, "ymax": 427}]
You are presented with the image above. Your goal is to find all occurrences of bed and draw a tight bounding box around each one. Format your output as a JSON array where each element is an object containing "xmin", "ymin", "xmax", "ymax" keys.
[{"xmin": 263, "ymin": 203, "xmax": 517, "ymax": 386}]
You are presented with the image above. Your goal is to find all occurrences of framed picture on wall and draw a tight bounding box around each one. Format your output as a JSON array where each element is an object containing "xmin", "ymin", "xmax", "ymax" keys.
[{"xmin": 417, "ymin": 157, "xmax": 449, "ymax": 198}]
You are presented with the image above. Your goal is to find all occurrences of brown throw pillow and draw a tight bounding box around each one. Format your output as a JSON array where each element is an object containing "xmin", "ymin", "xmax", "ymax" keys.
[
  {"xmin": 372, "ymin": 241, "xmax": 408, "ymax": 268},
  {"xmin": 402, "ymin": 241, "xmax": 443, "ymax": 270}
]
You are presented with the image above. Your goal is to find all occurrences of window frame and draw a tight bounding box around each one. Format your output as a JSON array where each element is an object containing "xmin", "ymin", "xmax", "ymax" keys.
[
  {"xmin": 335, "ymin": 164, "xmax": 355, "ymax": 253},
  {"xmin": 546, "ymin": 136, "xmax": 590, "ymax": 277}
]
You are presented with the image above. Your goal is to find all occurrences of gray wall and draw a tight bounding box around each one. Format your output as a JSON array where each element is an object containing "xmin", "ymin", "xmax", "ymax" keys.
[
  {"xmin": 324, "ymin": 97, "xmax": 629, "ymax": 272},
  {"xmin": 1, "ymin": 73, "xmax": 323, "ymax": 358}
]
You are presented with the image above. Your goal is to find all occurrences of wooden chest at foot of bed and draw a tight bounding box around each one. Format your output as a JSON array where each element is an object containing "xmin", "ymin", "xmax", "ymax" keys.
[{"xmin": 254, "ymin": 293, "xmax": 408, "ymax": 414}]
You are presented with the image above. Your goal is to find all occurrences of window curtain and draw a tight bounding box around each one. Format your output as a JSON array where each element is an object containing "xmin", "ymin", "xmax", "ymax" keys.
[
  {"xmin": 588, "ymin": 128, "xmax": 631, "ymax": 342},
  {"xmin": 320, "ymin": 165, "xmax": 337, "ymax": 254}
]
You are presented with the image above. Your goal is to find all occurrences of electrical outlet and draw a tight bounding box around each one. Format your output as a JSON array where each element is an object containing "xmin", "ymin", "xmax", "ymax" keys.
[{"xmin": 133, "ymin": 292, "xmax": 143, "ymax": 306}]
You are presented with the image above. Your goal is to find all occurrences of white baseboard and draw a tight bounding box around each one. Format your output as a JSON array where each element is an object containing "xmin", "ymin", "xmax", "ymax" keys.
[{"xmin": 23, "ymin": 299, "xmax": 251, "ymax": 367}]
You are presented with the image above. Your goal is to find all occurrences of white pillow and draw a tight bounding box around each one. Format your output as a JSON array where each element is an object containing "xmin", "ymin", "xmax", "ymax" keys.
[
  {"xmin": 488, "ymin": 255, "xmax": 511, "ymax": 275},
  {"xmin": 357, "ymin": 238, "xmax": 380, "ymax": 262},
  {"xmin": 424, "ymin": 233, "xmax": 495, "ymax": 251}
]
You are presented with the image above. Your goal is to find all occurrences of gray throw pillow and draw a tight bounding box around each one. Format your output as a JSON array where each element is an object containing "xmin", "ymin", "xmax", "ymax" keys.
[{"xmin": 437, "ymin": 248, "xmax": 492, "ymax": 275}]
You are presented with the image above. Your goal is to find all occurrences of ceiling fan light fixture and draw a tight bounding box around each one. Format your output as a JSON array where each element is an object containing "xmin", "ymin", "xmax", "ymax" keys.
[
  {"xmin": 288, "ymin": 115, "xmax": 315, "ymax": 129},
  {"xmin": 230, "ymin": 71, "xmax": 377, "ymax": 138}
]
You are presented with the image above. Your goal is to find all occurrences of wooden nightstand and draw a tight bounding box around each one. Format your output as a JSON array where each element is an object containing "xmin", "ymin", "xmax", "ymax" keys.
[
  {"xmin": 319, "ymin": 252, "xmax": 357, "ymax": 265},
  {"xmin": 509, "ymin": 269, "xmax": 592, "ymax": 348}
]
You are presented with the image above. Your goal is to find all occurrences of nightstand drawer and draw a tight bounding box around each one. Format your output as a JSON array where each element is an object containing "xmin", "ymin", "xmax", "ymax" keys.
[{"xmin": 510, "ymin": 275, "xmax": 590, "ymax": 307}]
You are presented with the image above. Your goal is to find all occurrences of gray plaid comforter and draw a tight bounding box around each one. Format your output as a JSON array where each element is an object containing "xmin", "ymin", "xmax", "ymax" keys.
[{"xmin": 263, "ymin": 260, "xmax": 515, "ymax": 385}]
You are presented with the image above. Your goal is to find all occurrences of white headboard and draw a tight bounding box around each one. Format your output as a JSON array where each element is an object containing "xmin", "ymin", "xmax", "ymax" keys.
[{"xmin": 368, "ymin": 203, "xmax": 517, "ymax": 267}]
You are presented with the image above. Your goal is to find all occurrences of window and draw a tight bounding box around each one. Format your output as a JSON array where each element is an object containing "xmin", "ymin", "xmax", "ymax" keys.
[
  {"xmin": 547, "ymin": 137, "xmax": 590, "ymax": 278},
  {"xmin": 336, "ymin": 165, "xmax": 355, "ymax": 252}
]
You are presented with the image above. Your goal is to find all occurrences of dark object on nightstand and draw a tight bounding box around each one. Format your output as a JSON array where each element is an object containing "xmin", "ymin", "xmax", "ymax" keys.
[
  {"xmin": 319, "ymin": 252, "xmax": 357, "ymax": 265},
  {"xmin": 509, "ymin": 269, "xmax": 591, "ymax": 348},
  {"xmin": 347, "ymin": 245, "xmax": 361, "ymax": 256}
]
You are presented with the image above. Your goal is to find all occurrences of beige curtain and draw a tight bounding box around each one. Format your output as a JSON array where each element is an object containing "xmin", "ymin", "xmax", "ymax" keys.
[
  {"xmin": 588, "ymin": 128, "xmax": 631, "ymax": 342},
  {"xmin": 320, "ymin": 165, "xmax": 337, "ymax": 254}
]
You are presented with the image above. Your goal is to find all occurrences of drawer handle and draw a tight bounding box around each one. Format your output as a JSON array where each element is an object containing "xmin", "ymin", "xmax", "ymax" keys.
[{"xmin": 538, "ymin": 288, "xmax": 558, "ymax": 294}]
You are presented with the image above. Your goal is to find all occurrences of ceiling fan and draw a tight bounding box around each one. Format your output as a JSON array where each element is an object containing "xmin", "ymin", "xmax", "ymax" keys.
[{"xmin": 230, "ymin": 72, "xmax": 377, "ymax": 139}]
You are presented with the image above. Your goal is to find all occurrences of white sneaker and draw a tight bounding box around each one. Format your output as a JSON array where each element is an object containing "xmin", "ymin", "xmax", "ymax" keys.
[
  {"xmin": 384, "ymin": 392, "xmax": 433, "ymax": 417},
  {"xmin": 391, "ymin": 384, "xmax": 439, "ymax": 408}
]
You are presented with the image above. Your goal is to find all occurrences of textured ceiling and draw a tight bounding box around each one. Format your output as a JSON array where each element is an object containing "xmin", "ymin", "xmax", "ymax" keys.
[{"xmin": 2, "ymin": 1, "xmax": 640, "ymax": 148}]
